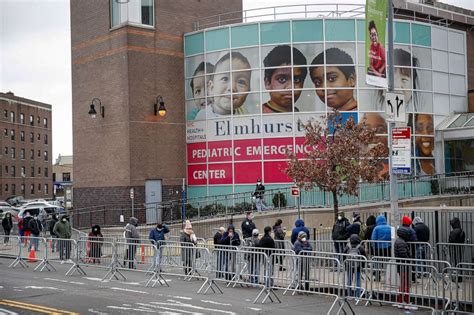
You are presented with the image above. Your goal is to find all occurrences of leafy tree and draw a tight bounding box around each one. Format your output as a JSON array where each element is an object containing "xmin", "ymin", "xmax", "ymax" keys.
[{"xmin": 286, "ymin": 111, "xmax": 387, "ymax": 220}]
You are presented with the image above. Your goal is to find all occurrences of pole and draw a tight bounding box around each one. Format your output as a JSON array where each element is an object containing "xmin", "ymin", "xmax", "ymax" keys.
[
  {"xmin": 297, "ymin": 194, "xmax": 301, "ymax": 220},
  {"xmin": 387, "ymin": 0, "xmax": 399, "ymax": 226},
  {"xmin": 181, "ymin": 178, "xmax": 186, "ymax": 221},
  {"xmin": 131, "ymin": 196, "xmax": 135, "ymax": 218}
]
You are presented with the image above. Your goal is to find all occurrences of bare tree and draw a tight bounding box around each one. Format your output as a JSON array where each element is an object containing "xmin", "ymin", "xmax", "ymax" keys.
[{"xmin": 286, "ymin": 111, "xmax": 387, "ymax": 220}]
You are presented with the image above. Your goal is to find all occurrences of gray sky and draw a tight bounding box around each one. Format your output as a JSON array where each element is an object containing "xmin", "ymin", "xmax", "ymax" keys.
[{"xmin": 1, "ymin": 0, "xmax": 472, "ymax": 158}]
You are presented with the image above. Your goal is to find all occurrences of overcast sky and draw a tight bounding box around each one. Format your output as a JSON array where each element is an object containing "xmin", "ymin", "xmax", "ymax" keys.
[{"xmin": 1, "ymin": 0, "xmax": 472, "ymax": 159}]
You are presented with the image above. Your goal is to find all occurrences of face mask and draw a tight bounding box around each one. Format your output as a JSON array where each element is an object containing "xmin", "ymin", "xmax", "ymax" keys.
[
  {"xmin": 257, "ymin": 182, "xmax": 261, "ymax": 185},
  {"xmin": 62, "ymin": 219, "xmax": 67, "ymax": 222},
  {"xmin": 338, "ymin": 216, "xmax": 342, "ymax": 221},
  {"xmin": 301, "ymin": 238, "xmax": 307, "ymax": 242}
]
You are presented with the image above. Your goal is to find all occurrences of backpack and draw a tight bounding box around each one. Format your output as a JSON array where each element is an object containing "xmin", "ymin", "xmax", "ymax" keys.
[
  {"xmin": 359, "ymin": 223, "xmax": 367, "ymax": 240},
  {"xmin": 347, "ymin": 244, "xmax": 362, "ymax": 256}
]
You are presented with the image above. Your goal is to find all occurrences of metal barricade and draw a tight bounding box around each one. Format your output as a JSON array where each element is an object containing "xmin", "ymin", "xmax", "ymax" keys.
[
  {"xmin": 68, "ymin": 238, "xmax": 115, "ymax": 276},
  {"xmin": 360, "ymin": 240, "xmax": 394, "ymax": 260},
  {"xmin": 0, "ymin": 235, "xmax": 20, "ymax": 260},
  {"xmin": 443, "ymin": 266, "xmax": 474, "ymax": 314},
  {"xmin": 435, "ymin": 243, "xmax": 474, "ymax": 267},
  {"xmin": 159, "ymin": 244, "xmax": 210, "ymax": 283},
  {"xmin": 344, "ymin": 257, "xmax": 441, "ymax": 311},
  {"xmin": 309, "ymin": 240, "xmax": 348, "ymax": 254}
]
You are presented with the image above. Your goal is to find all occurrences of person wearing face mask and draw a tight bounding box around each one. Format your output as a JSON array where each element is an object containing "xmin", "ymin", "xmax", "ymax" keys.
[
  {"xmin": 28, "ymin": 215, "xmax": 43, "ymax": 252},
  {"xmin": 253, "ymin": 179, "xmax": 268, "ymax": 212},
  {"xmin": 2, "ymin": 212, "xmax": 13, "ymax": 245},
  {"xmin": 332, "ymin": 212, "xmax": 350, "ymax": 257},
  {"xmin": 149, "ymin": 223, "xmax": 170, "ymax": 270},
  {"xmin": 124, "ymin": 217, "xmax": 140, "ymax": 269},
  {"xmin": 293, "ymin": 231, "xmax": 313, "ymax": 291},
  {"xmin": 241, "ymin": 211, "xmax": 256, "ymax": 240},
  {"xmin": 291, "ymin": 219, "xmax": 310, "ymax": 245},
  {"xmin": 53, "ymin": 214, "xmax": 72, "ymax": 263},
  {"xmin": 88, "ymin": 225, "xmax": 104, "ymax": 264}
]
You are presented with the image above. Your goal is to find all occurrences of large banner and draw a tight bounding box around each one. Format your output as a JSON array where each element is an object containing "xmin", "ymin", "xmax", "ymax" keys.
[{"xmin": 366, "ymin": 0, "xmax": 388, "ymax": 88}]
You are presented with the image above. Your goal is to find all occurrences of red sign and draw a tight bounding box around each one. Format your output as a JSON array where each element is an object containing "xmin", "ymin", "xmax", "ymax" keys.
[
  {"xmin": 391, "ymin": 127, "xmax": 411, "ymax": 139},
  {"xmin": 291, "ymin": 185, "xmax": 300, "ymax": 196}
]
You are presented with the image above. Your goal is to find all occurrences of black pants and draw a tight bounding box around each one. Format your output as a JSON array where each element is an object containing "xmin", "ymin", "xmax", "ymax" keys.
[
  {"xmin": 3, "ymin": 229, "xmax": 11, "ymax": 243},
  {"xmin": 59, "ymin": 240, "xmax": 71, "ymax": 260},
  {"xmin": 126, "ymin": 245, "xmax": 137, "ymax": 269}
]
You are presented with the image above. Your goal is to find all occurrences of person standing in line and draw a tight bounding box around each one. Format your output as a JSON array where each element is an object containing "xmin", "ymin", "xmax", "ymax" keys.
[
  {"xmin": 28, "ymin": 215, "xmax": 43, "ymax": 251},
  {"xmin": 220, "ymin": 224, "xmax": 241, "ymax": 280},
  {"xmin": 394, "ymin": 225, "xmax": 414, "ymax": 309},
  {"xmin": 343, "ymin": 234, "xmax": 367, "ymax": 298},
  {"xmin": 273, "ymin": 219, "xmax": 286, "ymax": 271},
  {"xmin": 124, "ymin": 217, "xmax": 140, "ymax": 269},
  {"xmin": 213, "ymin": 227, "xmax": 225, "ymax": 278},
  {"xmin": 294, "ymin": 231, "xmax": 313, "ymax": 291},
  {"xmin": 345, "ymin": 213, "xmax": 362, "ymax": 238},
  {"xmin": 371, "ymin": 214, "xmax": 392, "ymax": 281},
  {"xmin": 22, "ymin": 211, "xmax": 33, "ymax": 246},
  {"xmin": 2, "ymin": 212, "xmax": 13, "ymax": 245},
  {"xmin": 149, "ymin": 223, "xmax": 169, "ymax": 270},
  {"xmin": 48, "ymin": 213, "xmax": 59, "ymax": 252},
  {"xmin": 88, "ymin": 225, "xmax": 104, "ymax": 264},
  {"xmin": 180, "ymin": 220, "xmax": 197, "ymax": 275},
  {"xmin": 412, "ymin": 216, "xmax": 429, "ymax": 277},
  {"xmin": 53, "ymin": 214, "xmax": 72, "ymax": 263},
  {"xmin": 290, "ymin": 219, "xmax": 310, "ymax": 245},
  {"xmin": 253, "ymin": 179, "xmax": 268, "ymax": 212},
  {"xmin": 364, "ymin": 215, "xmax": 377, "ymax": 257},
  {"xmin": 332, "ymin": 212, "xmax": 350, "ymax": 257},
  {"xmin": 257, "ymin": 226, "xmax": 276, "ymax": 288},
  {"xmin": 241, "ymin": 211, "xmax": 256, "ymax": 240},
  {"xmin": 448, "ymin": 217, "xmax": 465, "ymax": 280},
  {"xmin": 245, "ymin": 229, "xmax": 260, "ymax": 284}
]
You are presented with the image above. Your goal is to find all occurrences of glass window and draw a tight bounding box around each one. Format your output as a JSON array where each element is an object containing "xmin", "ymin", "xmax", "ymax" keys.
[
  {"xmin": 10, "ymin": 129, "xmax": 15, "ymax": 140},
  {"xmin": 38, "ymin": 183, "xmax": 41, "ymax": 192},
  {"xmin": 31, "ymin": 167, "xmax": 35, "ymax": 177},
  {"xmin": 44, "ymin": 184, "xmax": 49, "ymax": 194},
  {"xmin": 11, "ymin": 184, "xmax": 15, "ymax": 195},
  {"xmin": 3, "ymin": 109, "xmax": 7, "ymax": 119},
  {"xmin": 231, "ymin": 24, "xmax": 259, "ymax": 48},
  {"xmin": 10, "ymin": 111, "xmax": 15, "ymax": 123},
  {"xmin": 44, "ymin": 167, "xmax": 48, "ymax": 177},
  {"xmin": 29, "ymin": 115, "xmax": 34, "ymax": 126},
  {"xmin": 260, "ymin": 21, "xmax": 291, "ymax": 45},
  {"xmin": 11, "ymin": 148, "xmax": 15, "ymax": 159},
  {"xmin": 110, "ymin": 0, "xmax": 154, "ymax": 28},
  {"xmin": 4, "ymin": 165, "xmax": 8, "ymax": 174},
  {"xmin": 30, "ymin": 184, "xmax": 34, "ymax": 194},
  {"xmin": 11, "ymin": 165, "xmax": 15, "ymax": 176},
  {"xmin": 38, "ymin": 167, "xmax": 41, "ymax": 176},
  {"xmin": 37, "ymin": 133, "xmax": 41, "ymax": 141},
  {"xmin": 43, "ymin": 117, "xmax": 48, "ymax": 128},
  {"xmin": 4, "ymin": 184, "xmax": 7, "ymax": 192},
  {"xmin": 3, "ymin": 128, "xmax": 7, "ymax": 136},
  {"xmin": 30, "ymin": 132, "xmax": 34, "ymax": 143},
  {"xmin": 20, "ymin": 131, "xmax": 25, "ymax": 141},
  {"xmin": 44, "ymin": 134, "xmax": 48, "ymax": 144},
  {"xmin": 412, "ymin": 23, "xmax": 431, "ymax": 46},
  {"xmin": 293, "ymin": 20, "xmax": 323, "ymax": 43},
  {"xmin": 184, "ymin": 32, "xmax": 204, "ymax": 56},
  {"xmin": 21, "ymin": 166, "xmax": 25, "ymax": 176},
  {"xmin": 20, "ymin": 113, "xmax": 25, "ymax": 124},
  {"xmin": 53, "ymin": 173, "xmax": 56, "ymax": 182},
  {"xmin": 325, "ymin": 19, "xmax": 355, "ymax": 41},
  {"xmin": 38, "ymin": 150, "xmax": 41, "ymax": 157},
  {"xmin": 63, "ymin": 172, "xmax": 71, "ymax": 182},
  {"xmin": 205, "ymin": 28, "xmax": 229, "ymax": 52},
  {"xmin": 20, "ymin": 184, "xmax": 25, "ymax": 194},
  {"xmin": 44, "ymin": 151, "xmax": 48, "ymax": 161},
  {"xmin": 20, "ymin": 148, "xmax": 25, "ymax": 160},
  {"xmin": 30, "ymin": 149, "xmax": 34, "ymax": 160}
]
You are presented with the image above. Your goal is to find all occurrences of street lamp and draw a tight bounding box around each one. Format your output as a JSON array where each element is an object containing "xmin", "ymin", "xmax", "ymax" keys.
[
  {"xmin": 88, "ymin": 98, "xmax": 104, "ymax": 118},
  {"xmin": 154, "ymin": 95, "xmax": 167, "ymax": 117}
]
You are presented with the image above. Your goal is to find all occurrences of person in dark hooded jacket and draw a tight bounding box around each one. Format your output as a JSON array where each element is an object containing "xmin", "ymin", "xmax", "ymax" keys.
[
  {"xmin": 364, "ymin": 215, "xmax": 377, "ymax": 256},
  {"xmin": 412, "ymin": 216, "xmax": 430, "ymax": 276},
  {"xmin": 88, "ymin": 225, "xmax": 104, "ymax": 263},
  {"xmin": 291, "ymin": 219, "xmax": 310, "ymax": 244},
  {"xmin": 448, "ymin": 217, "xmax": 465, "ymax": 271},
  {"xmin": 2, "ymin": 212, "xmax": 13, "ymax": 244},
  {"xmin": 332, "ymin": 212, "xmax": 350, "ymax": 256},
  {"xmin": 221, "ymin": 224, "xmax": 241, "ymax": 280},
  {"xmin": 343, "ymin": 234, "xmax": 367, "ymax": 297},
  {"xmin": 124, "ymin": 217, "xmax": 140, "ymax": 269},
  {"xmin": 241, "ymin": 212, "xmax": 256, "ymax": 239},
  {"xmin": 48, "ymin": 213, "xmax": 59, "ymax": 252},
  {"xmin": 394, "ymin": 226, "xmax": 412, "ymax": 305}
]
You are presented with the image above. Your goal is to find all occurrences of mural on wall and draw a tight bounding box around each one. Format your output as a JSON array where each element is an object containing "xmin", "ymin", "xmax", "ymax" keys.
[{"xmin": 184, "ymin": 18, "xmax": 467, "ymax": 193}]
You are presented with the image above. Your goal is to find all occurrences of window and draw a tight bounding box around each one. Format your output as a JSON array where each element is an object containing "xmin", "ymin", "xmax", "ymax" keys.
[
  {"xmin": 31, "ymin": 166, "xmax": 35, "ymax": 177},
  {"xmin": 4, "ymin": 184, "xmax": 8, "ymax": 192},
  {"xmin": 10, "ymin": 129, "xmax": 15, "ymax": 140},
  {"xmin": 20, "ymin": 166, "xmax": 25, "ymax": 177},
  {"xmin": 37, "ymin": 116, "xmax": 41, "ymax": 124},
  {"xmin": 30, "ymin": 184, "xmax": 34, "ymax": 194},
  {"xmin": 44, "ymin": 184, "xmax": 49, "ymax": 194},
  {"xmin": 29, "ymin": 115, "xmax": 34, "ymax": 126},
  {"xmin": 38, "ymin": 167, "xmax": 41, "ymax": 176},
  {"xmin": 38, "ymin": 183, "xmax": 41, "ymax": 192},
  {"xmin": 44, "ymin": 134, "xmax": 48, "ymax": 144},
  {"xmin": 20, "ymin": 113, "xmax": 25, "ymax": 124},
  {"xmin": 20, "ymin": 148, "xmax": 25, "ymax": 160},
  {"xmin": 3, "ymin": 128, "xmax": 7, "ymax": 136},
  {"xmin": 20, "ymin": 131, "xmax": 25, "ymax": 141},
  {"xmin": 4, "ymin": 165, "xmax": 8, "ymax": 174},
  {"xmin": 11, "ymin": 184, "xmax": 15, "ymax": 195},
  {"xmin": 44, "ymin": 167, "xmax": 48, "ymax": 177},
  {"xmin": 37, "ymin": 133, "xmax": 41, "ymax": 141},
  {"xmin": 3, "ymin": 109, "xmax": 7, "ymax": 119},
  {"xmin": 11, "ymin": 165, "xmax": 15, "ymax": 176},
  {"xmin": 30, "ymin": 149, "xmax": 34, "ymax": 160},
  {"xmin": 63, "ymin": 172, "xmax": 71, "ymax": 182},
  {"xmin": 44, "ymin": 151, "xmax": 48, "ymax": 161},
  {"xmin": 52, "ymin": 173, "xmax": 56, "ymax": 181},
  {"xmin": 43, "ymin": 118, "xmax": 48, "ymax": 128},
  {"xmin": 10, "ymin": 148, "xmax": 15, "ymax": 159},
  {"xmin": 20, "ymin": 184, "xmax": 25, "ymax": 194},
  {"xmin": 4, "ymin": 147, "xmax": 7, "ymax": 155},
  {"xmin": 110, "ymin": 0, "xmax": 154, "ymax": 28},
  {"xmin": 37, "ymin": 150, "xmax": 40, "ymax": 157},
  {"xmin": 30, "ymin": 132, "xmax": 34, "ymax": 143},
  {"xmin": 10, "ymin": 111, "xmax": 15, "ymax": 123}
]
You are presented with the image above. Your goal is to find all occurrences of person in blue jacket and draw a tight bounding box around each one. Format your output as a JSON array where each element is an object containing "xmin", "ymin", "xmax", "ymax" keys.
[
  {"xmin": 291, "ymin": 219, "xmax": 310, "ymax": 244},
  {"xmin": 371, "ymin": 214, "xmax": 393, "ymax": 281},
  {"xmin": 220, "ymin": 224, "xmax": 241, "ymax": 280},
  {"xmin": 149, "ymin": 223, "xmax": 170, "ymax": 270}
]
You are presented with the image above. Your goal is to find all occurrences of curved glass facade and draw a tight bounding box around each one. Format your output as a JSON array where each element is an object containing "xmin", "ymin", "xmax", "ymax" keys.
[{"xmin": 184, "ymin": 18, "xmax": 467, "ymax": 198}]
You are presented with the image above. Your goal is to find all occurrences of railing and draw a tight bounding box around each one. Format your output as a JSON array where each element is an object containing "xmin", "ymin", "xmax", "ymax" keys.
[{"xmin": 191, "ymin": 2, "xmax": 471, "ymax": 30}]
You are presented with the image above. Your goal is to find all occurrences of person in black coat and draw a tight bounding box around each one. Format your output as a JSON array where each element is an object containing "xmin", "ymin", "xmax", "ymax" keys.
[
  {"xmin": 213, "ymin": 227, "xmax": 225, "ymax": 245},
  {"xmin": 2, "ymin": 212, "xmax": 13, "ymax": 244},
  {"xmin": 412, "ymin": 216, "xmax": 430, "ymax": 276},
  {"xmin": 364, "ymin": 215, "xmax": 377, "ymax": 257},
  {"xmin": 345, "ymin": 213, "xmax": 362, "ymax": 238},
  {"xmin": 394, "ymin": 226, "xmax": 412, "ymax": 305},
  {"xmin": 448, "ymin": 217, "xmax": 465, "ymax": 270},
  {"xmin": 241, "ymin": 212, "xmax": 256, "ymax": 239},
  {"xmin": 213, "ymin": 226, "xmax": 225, "ymax": 278},
  {"xmin": 256, "ymin": 226, "xmax": 275, "ymax": 287},
  {"xmin": 220, "ymin": 224, "xmax": 241, "ymax": 280}
]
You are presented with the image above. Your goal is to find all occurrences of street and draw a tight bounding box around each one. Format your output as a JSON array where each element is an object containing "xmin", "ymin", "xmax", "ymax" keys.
[{"xmin": 0, "ymin": 257, "xmax": 430, "ymax": 314}]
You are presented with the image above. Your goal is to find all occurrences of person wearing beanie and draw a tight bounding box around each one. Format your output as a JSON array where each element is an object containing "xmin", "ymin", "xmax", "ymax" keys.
[
  {"xmin": 149, "ymin": 223, "xmax": 170, "ymax": 270},
  {"xmin": 394, "ymin": 225, "xmax": 413, "ymax": 307},
  {"xmin": 273, "ymin": 219, "xmax": 286, "ymax": 270},
  {"xmin": 88, "ymin": 225, "xmax": 104, "ymax": 264},
  {"xmin": 343, "ymin": 234, "xmax": 367, "ymax": 298},
  {"xmin": 241, "ymin": 211, "xmax": 256, "ymax": 239},
  {"xmin": 257, "ymin": 226, "xmax": 276, "ymax": 287},
  {"xmin": 345, "ymin": 212, "xmax": 362, "ymax": 240},
  {"xmin": 214, "ymin": 226, "xmax": 226, "ymax": 278},
  {"xmin": 245, "ymin": 228, "xmax": 261, "ymax": 284},
  {"xmin": 401, "ymin": 216, "xmax": 417, "ymax": 242},
  {"xmin": 293, "ymin": 231, "xmax": 313, "ymax": 291},
  {"xmin": 364, "ymin": 215, "xmax": 377, "ymax": 243},
  {"xmin": 412, "ymin": 216, "xmax": 430, "ymax": 277},
  {"xmin": 221, "ymin": 224, "xmax": 241, "ymax": 280},
  {"xmin": 180, "ymin": 220, "xmax": 197, "ymax": 275},
  {"xmin": 448, "ymin": 217, "xmax": 465, "ymax": 281}
]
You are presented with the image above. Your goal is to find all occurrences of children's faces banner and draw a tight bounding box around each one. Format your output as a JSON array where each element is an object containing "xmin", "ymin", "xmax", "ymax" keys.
[{"xmin": 365, "ymin": 0, "xmax": 388, "ymax": 88}]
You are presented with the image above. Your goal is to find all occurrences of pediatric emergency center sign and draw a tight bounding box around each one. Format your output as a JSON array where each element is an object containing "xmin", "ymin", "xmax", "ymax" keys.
[{"xmin": 186, "ymin": 115, "xmax": 316, "ymax": 185}]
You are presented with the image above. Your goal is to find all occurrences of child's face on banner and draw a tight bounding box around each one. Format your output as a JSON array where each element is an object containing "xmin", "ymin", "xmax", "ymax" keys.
[{"xmin": 311, "ymin": 66, "xmax": 355, "ymax": 109}]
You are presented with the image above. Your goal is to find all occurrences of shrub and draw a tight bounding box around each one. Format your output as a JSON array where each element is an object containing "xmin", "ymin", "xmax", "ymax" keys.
[{"xmin": 272, "ymin": 192, "xmax": 287, "ymax": 208}]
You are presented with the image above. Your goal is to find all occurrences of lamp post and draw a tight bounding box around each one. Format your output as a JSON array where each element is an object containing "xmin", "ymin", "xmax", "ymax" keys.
[
  {"xmin": 88, "ymin": 98, "xmax": 104, "ymax": 118},
  {"xmin": 154, "ymin": 95, "xmax": 167, "ymax": 117}
]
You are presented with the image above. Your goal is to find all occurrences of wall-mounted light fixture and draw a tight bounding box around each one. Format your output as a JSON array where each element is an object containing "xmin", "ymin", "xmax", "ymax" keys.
[
  {"xmin": 154, "ymin": 95, "xmax": 167, "ymax": 117},
  {"xmin": 88, "ymin": 98, "xmax": 104, "ymax": 118}
]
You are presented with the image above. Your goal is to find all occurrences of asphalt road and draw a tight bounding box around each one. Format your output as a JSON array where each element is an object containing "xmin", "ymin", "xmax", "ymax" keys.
[{"xmin": 0, "ymin": 257, "xmax": 430, "ymax": 315}]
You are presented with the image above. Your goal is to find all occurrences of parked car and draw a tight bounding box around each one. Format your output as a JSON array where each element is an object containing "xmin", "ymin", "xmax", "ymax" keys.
[
  {"xmin": 5, "ymin": 195, "xmax": 24, "ymax": 206},
  {"xmin": 0, "ymin": 201, "xmax": 19, "ymax": 221}
]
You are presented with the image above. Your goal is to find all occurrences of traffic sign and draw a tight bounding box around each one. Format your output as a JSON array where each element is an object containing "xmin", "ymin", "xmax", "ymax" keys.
[
  {"xmin": 291, "ymin": 185, "xmax": 300, "ymax": 197},
  {"xmin": 385, "ymin": 93, "xmax": 406, "ymax": 122},
  {"xmin": 391, "ymin": 127, "xmax": 411, "ymax": 174}
]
